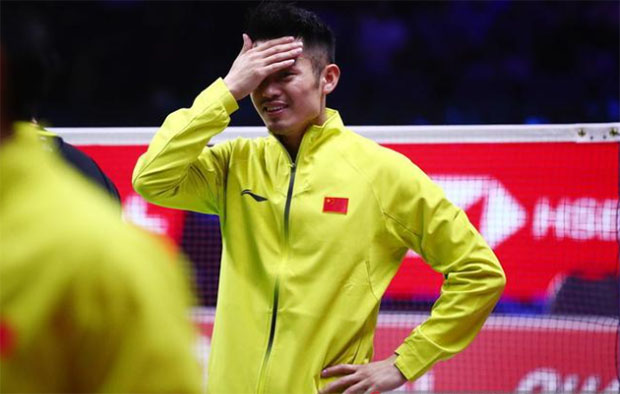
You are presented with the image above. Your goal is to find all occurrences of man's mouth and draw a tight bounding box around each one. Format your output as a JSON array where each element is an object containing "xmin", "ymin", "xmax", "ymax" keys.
[{"xmin": 264, "ymin": 103, "xmax": 288, "ymax": 115}]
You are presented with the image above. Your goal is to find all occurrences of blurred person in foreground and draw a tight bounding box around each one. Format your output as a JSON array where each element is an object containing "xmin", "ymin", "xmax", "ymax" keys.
[
  {"xmin": 133, "ymin": 3, "xmax": 506, "ymax": 393},
  {"xmin": 0, "ymin": 17, "xmax": 202, "ymax": 394}
]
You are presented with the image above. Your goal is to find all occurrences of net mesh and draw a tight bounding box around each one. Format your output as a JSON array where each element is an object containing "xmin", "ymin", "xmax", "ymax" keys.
[{"xmin": 69, "ymin": 124, "xmax": 619, "ymax": 393}]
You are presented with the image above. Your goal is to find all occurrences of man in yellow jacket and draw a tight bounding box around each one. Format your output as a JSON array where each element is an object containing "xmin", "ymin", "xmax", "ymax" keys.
[{"xmin": 133, "ymin": 3, "xmax": 506, "ymax": 393}]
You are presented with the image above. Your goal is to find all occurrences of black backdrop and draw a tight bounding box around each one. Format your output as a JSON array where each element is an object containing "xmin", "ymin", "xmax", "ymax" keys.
[{"xmin": 2, "ymin": 0, "xmax": 618, "ymax": 127}]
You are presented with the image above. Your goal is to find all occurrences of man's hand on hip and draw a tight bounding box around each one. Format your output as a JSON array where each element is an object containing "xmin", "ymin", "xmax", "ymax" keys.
[
  {"xmin": 319, "ymin": 355, "xmax": 407, "ymax": 394},
  {"xmin": 223, "ymin": 34, "xmax": 303, "ymax": 101}
]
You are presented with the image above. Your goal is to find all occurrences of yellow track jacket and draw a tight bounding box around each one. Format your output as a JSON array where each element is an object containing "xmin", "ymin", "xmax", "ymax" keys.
[{"xmin": 133, "ymin": 78, "xmax": 506, "ymax": 394}]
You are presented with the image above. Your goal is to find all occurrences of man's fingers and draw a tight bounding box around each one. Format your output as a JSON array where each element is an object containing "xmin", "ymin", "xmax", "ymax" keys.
[
  {"xmin": 319, "ymin": 373, "xmax": 360, "ymax": 394},
  {"xmin": 252, "ymin": 36, "xmax": 296, "ymax": 52},
  {"xmin": 240, "ymin": 33, "xmax": 252, "ymax": 54},
  {"xmin": 263, "ymin": 58, "xmax": 296, "ymax": 74},
  {"xmin": 259, "ymin": 41, "xmax": 303, "ymax": 58},
  {"xmin": 321, "ymin": 364, "xmax": 358, "ymax": 378},
  {"xmin": 263, "ymin": 47, "xmax": 303, "ymax": 65},
  {"xmin": 342, "ymin": 380, "xmax": 372, "ymax": 394}
]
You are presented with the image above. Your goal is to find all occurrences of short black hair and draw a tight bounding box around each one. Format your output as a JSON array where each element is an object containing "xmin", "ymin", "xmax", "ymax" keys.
[
  {"xmin": 0, "ymin": 5, "xmax": 59, "ymax": 122},
  {"xmin": 246, "ymin": 2, "xmax": 335, "ymax": 74}
]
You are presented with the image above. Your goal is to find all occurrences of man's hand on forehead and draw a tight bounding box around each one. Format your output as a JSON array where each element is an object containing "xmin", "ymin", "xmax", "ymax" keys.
[
  {"xmin": 223, "ymin": 34, "xmax": 303, "ymax": 101},
  {"xmin": 252, "ymin": 36, "xmax": 303, "ymax": 48}
]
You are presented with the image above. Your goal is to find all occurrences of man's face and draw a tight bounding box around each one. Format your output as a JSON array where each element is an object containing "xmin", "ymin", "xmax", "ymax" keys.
[{"xmin": 251, "ymin": 43, "xmax": 324, "ymax": 138}]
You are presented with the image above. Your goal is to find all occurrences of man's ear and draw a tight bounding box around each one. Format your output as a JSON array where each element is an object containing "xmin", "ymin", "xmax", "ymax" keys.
[{"xmin": 321, "ymin": 64, "xmax": 340, "ymax": 95}]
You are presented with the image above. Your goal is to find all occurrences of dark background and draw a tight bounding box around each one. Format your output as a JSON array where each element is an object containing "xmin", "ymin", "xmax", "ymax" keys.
[{"xmin": 2, "ymin": 0, "xmax": 619, "ymax": 127}]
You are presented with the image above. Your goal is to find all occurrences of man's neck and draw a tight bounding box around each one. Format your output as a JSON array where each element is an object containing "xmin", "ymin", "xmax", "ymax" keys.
[
  {"xmin": 276, "ymin": 110, "xmax": 328, "ymax": 162},
  {"xmin": 278, "ymin": 132, "xmax": 303, "ymax": 161}
]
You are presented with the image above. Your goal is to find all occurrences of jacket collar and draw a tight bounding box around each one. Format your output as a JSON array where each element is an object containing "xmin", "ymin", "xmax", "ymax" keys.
[
  {"xmin": 304, "ymin": 108, "xmax": 344, "ymax": 135},
  {"xmin": 269, "ymin": 108, "xmax": 345, "ymax": 164}
]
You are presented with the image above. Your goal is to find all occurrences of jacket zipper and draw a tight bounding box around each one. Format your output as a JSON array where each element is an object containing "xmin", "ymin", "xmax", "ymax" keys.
[{"xmin": 257, "ymin": 161, "xmax": 297, "ymax": 394}]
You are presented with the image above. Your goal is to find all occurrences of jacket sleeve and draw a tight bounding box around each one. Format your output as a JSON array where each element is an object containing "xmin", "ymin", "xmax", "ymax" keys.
[
  {"xmin": 132, "ymin": 78, "xmax": 238, "ymax": 215},
  {"xmin": 382, "ymin": 156, "xmax": 506, "ymax": 381}
]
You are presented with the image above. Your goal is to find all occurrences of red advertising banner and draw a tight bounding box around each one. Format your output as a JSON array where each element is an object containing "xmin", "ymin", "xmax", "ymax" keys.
[{"xmin": 79, "ymin": 142, "xmax": 619, "ymax": 302}]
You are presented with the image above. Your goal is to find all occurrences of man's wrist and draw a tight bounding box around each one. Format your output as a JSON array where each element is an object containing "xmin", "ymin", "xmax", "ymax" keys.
[
  {"xmin": 390, "ymin": 353, "xmax": 408, "ymax": 381},
  {"xmin": 222, "ymin": 76, "xmax": 241, "ymax": 101}
]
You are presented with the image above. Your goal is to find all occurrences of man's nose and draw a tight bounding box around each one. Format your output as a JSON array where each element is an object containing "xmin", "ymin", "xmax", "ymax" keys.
[{"xmin": 258, "ymin": 77, "xmax": 281, "ymax": 99}]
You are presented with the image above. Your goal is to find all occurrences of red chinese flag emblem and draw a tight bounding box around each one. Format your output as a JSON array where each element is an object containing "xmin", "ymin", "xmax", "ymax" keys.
[
  {"xmin": 0, "ymin": 319, "xmax": 15, "ymax": 359},
  {"xmin": 323, "ymin": 197, "xmax": 348, "ymax": 214}
]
